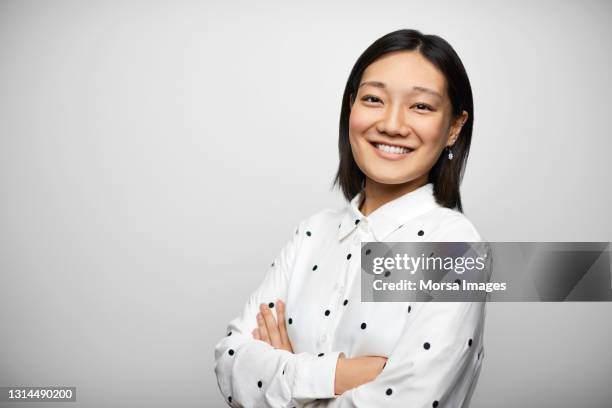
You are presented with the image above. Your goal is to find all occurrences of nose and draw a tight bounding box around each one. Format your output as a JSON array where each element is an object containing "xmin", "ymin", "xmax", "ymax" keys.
[{"xmin": 377, "ymin": 103, "xmax": 409, "ymax": 137}]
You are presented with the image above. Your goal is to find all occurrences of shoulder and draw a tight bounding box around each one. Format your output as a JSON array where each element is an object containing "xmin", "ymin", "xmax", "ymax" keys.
[
  {"xmin": 289, "ymin": 206, "xmax": 345, "ymax": 240},
  {"xmin": 422, "ymin": 207, "xmax": 483, "ymax": 242},
  {"xmin": 289, "ymin": 206, "xmax": 344, "ymax": 230}
]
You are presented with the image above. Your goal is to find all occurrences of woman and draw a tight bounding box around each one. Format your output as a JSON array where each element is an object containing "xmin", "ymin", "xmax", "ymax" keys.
[{"xmin": 214, "ymin": 28, "xmax": 486, "ymax": 407}]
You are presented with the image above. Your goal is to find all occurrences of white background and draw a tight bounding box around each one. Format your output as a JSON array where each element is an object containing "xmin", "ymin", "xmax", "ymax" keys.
[{"xmin": 1, "ymin": 0, "xmax": 611, "ymax": 406}]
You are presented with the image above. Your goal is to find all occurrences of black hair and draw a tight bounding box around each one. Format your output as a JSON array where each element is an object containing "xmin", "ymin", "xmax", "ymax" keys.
[{"xmin": 331, "ymin": 29, "xmax": 474, "ymax": 212}]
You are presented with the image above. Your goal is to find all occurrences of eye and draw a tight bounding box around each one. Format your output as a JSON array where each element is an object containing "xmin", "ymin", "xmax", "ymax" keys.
[
  {"xmin": 361, "ymin": 95, "xmax": 382, "ymax": 104},
  {"xmin": 413, "ymin": 103, "xmax": 434, "ymax": 111}
]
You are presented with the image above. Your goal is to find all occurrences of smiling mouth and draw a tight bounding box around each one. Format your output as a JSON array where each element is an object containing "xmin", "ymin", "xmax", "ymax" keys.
[{"xmin": 370, "ymin": 141, "xmax": 413, "ymax": 155}]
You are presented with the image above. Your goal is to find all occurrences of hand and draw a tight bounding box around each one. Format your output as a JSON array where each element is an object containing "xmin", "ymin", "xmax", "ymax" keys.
[
  {"xmin": 252, "ymin": 299, "xmax": 294, "ymax": 353},
  {"xmin": 334, "ymin": 355, "xmax": 388, "ymax": 395}
]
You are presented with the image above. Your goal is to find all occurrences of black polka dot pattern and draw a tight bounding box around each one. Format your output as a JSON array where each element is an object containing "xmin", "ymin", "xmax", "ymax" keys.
[{"xmin": 215, "ymin": 197, "xmax": 485, "ymax": 404}]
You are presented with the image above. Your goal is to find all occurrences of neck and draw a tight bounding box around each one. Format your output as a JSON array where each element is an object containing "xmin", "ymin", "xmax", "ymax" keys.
[{"xmin": 359, "ymin": 175, "xmax": 429, "ymax": 217}]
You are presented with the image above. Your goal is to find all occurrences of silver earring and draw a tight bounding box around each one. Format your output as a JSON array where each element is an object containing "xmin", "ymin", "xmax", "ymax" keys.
[{"xmin": 447, "ymin": 147, "xmax": 454, "ymax": 160}]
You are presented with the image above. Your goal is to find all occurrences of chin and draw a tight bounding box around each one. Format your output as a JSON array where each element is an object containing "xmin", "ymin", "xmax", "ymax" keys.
[{"xmin": 365, "ymin": 173, "xmax": 417, "ymax": 186}]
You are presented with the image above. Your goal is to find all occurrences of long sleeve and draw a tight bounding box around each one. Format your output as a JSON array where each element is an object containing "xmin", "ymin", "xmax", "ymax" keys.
[
  {"xmin": 324, "ymin": 301, "xmax": 485, "ymax": 408},
  {"xmin": 320, "ymin": 214, "xmax": 487, "ymax": 408},
  {"xmin": 214, "ymin": 218, "xmax": 343, "ymax": 407}
]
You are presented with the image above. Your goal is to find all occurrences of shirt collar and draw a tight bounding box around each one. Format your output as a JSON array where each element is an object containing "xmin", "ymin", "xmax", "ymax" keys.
[{"xmin": 337, "ymin": 182, "xmax": 440, "ymax": 242}]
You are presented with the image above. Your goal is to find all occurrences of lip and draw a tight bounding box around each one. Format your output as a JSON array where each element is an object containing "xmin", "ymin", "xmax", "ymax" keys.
[
  {"xmin": 370, "ymin": 140, "xmax": 414, "ymax": 149},
  {"xmin": 369, "ymin": 141, "xmax": 413, "ymax": 161}
]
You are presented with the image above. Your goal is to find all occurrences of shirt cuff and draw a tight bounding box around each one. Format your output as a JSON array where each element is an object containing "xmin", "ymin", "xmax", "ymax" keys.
[{"xmin": 292, "ymin": 351, "xmax": 343, "ymax": 399}]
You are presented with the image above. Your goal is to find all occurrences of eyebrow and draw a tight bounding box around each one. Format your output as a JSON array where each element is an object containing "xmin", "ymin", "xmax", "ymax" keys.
[{"xmin": 358, "ymin": 80, "xmax": 443, "ymax": 99}]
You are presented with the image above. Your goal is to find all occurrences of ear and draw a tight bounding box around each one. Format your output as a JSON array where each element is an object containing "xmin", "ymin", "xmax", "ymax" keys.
[{"xmin": 447, "ymin": 110, "xmax": 468, "ymax": 147}]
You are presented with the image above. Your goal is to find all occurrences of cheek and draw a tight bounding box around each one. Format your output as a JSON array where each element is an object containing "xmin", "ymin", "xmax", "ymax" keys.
[
  {"xmin": 349, "ymin": 105, "xmax": 375, "ymax": 135},
  {"xmin": 348, "ymin": 110, "xmax": 371, "ymax": 155},
  {"xmin": 412, "ymin": 117, "xmax": 449, "ymax": 148}
]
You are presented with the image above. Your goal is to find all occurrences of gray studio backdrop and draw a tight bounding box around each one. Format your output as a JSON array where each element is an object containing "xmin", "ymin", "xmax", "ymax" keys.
[{"xmin": 1, "ymin": 0, "xmax": 611, "ymax": 407}]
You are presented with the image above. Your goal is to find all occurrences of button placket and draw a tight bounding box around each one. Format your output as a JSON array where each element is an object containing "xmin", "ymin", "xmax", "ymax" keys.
[
  {"xmin": 343, "ymin": 230, "xmax": 371, "ymax": 310},
  {"xmin": 319, "ymin": 242, "xmax": 352, "ymax": 343},
  {"xmin": 317, "ymin": 308, "xmax": 333, "ymax": 347},
  {"xmin": 343, "ymin": 235, "xmax": 358, "ymax": 297},
  {"xmin": 318, "ymin": 242, "xmax": 350, "ymax": 349}
]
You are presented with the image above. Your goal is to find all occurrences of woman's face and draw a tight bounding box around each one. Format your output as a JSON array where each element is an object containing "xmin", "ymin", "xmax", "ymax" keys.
[{"xmin": 349, "ymin": 50, "xmax": 467, "ymax": 186}]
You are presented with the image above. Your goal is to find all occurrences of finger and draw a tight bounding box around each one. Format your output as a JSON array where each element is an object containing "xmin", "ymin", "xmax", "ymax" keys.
[
  {"xmin": 376, "ymin": 357, "xmax": 388, "ymax": 375},
  {"xmin": 256, "ymin": 312, "xmax": 271, "ymax": 344},
  {"xmin": 257, "ymin": 312, "xmax": 270, "ymax": 344},
  {"xmin": 260, "ymin": 303, "xmax": 282, "ymax": 347},
  {"xmin": 252, "ymin": 328, "xmax": 260, "ymax": 340},
  {"xmin": 276, "ymin": 300, "xmax": 291, "ymax": 348}
]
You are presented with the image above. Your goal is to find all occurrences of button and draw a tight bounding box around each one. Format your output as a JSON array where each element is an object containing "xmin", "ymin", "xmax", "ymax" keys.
[{"xmin": 319, "ymin": 334, "xmax": 328, "ymax": 343}]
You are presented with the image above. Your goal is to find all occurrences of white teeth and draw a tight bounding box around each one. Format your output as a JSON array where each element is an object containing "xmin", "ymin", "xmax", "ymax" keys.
[{"xmin": 375, "ymin": 143, "xmax": 411, "ymax": 154}]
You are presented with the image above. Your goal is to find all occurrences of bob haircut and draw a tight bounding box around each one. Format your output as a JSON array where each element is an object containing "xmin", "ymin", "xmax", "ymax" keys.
[{"xmin": 331, "ymin": 28, "xmax": 474, "ymax": 212}]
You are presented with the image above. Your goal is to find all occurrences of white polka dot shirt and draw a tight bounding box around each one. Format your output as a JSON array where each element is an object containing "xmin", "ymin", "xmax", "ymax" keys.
[{"xmin": 214, "ymin": 182, "xmax": 486, "ymax": 407}]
